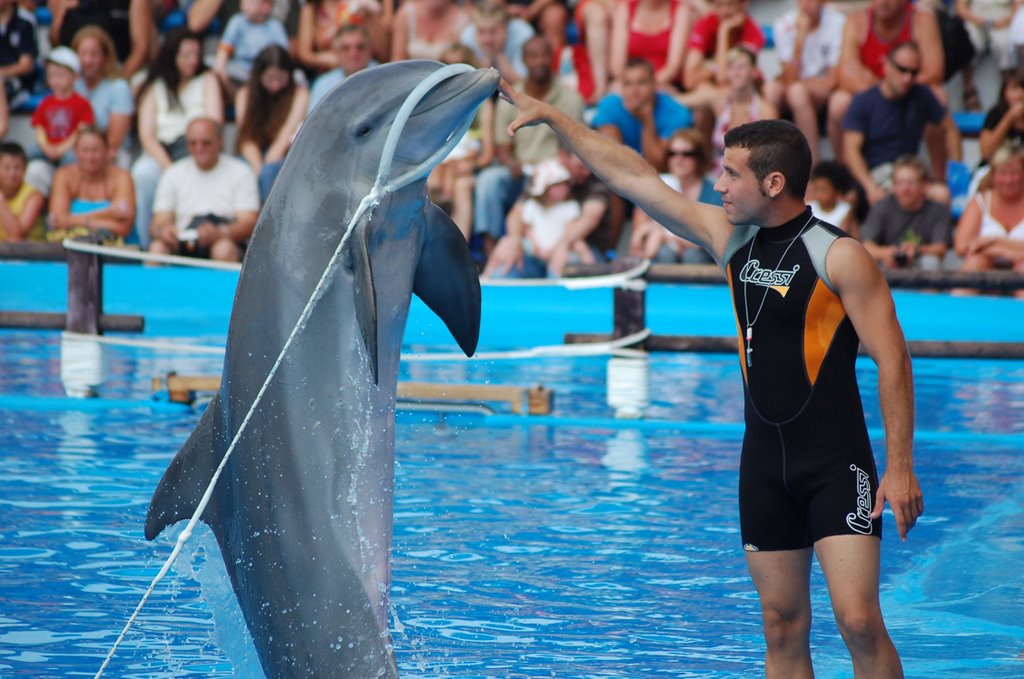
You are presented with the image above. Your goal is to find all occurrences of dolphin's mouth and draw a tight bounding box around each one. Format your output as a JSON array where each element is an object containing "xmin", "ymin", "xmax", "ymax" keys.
[
  {"xmin": 382, "ymin": 66, "xmax": 498, "ymax": 189},
  {"xmin": 408, "ymin": 68, "xmax": 498, "ymax": 120}
]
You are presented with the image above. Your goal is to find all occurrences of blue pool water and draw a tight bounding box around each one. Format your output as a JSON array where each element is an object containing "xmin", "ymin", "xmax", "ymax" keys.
[
  {"xmin": 1, "ymin": 326, "xmax": 1023, "ymax": 677},
  {"xmin": 1, "ymin": 262, "xmax": 1023, "ymax": 677}
]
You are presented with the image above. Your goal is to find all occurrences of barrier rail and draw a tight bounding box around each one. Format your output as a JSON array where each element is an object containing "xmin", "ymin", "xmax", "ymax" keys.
[
  {"xmin": 0, "ymin": 240, "xmax": 144, "ymax": 334},
  {"xmin": 563, "ymin": 259, "xmax": 1024, "ymax": 360}
]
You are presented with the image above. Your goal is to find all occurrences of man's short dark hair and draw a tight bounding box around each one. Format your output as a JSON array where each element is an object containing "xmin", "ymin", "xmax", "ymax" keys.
[
  {"xmin": 723, "ymin": 119, "xmax": 811, "ymax": 199},
  {"xmin": 624, "ymin": 57, "xmax": 655, "ymax": 77},
  {"xmin": 0, "ymin": 141, "xmax": 27, "ymax": 163}
]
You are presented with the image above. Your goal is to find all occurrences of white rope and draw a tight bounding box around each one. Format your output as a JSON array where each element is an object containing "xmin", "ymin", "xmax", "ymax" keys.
[
  {"xmin": 64, "ymin": 329, "xmax": 651, "ymax": 364},
  {"xmin": 95, "ymin": 62, "xmax": 478, "ymax": 678},
  {"xmin": 63, "ymin": 238, "xmax": 654, "ymax": 288},
  {"xmin": 481, "ymin": 259, "xmax": 650, "ymax": 290},
  {"xmin": 403, "ymin": 329, "xmax": 651, "ymax": 361},
  {"xmin": 62, "ymin": 331, "xmax": 226, "ymax": 355},
  {"xmin": 62, "ymin": 239, "xmax": 243, "ymax": 271}
]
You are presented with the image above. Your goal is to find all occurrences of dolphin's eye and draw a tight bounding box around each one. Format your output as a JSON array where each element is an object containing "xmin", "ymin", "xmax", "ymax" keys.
[{"xmin": 355, "ymin": 124, "xmax": 372, "ymax": 138}]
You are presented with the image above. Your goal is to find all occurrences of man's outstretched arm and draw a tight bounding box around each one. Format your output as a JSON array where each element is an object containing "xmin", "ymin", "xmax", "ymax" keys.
[{"xmin": 499, "ymin": 80, "xmax": 731, "ymax": 257}]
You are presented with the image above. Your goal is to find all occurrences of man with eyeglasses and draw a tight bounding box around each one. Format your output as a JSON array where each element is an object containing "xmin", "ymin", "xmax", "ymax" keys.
[
  {"xmin": 148, "ymin": 117, "xmax": 260, "ymax": 262},
  {"xmin": 308, "ymin": 25, "xmax": 377, "ymax": 112},
  {"xmin": 842, "ymin": 40, "xmax": 956, "ymax": 207},
  {"xmin": 827, "ymin": 0, "xmax": 953, "ymax": 180}
]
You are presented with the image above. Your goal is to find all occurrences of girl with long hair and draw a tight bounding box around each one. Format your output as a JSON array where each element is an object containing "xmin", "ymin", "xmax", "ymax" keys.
[{"xmin": 235, "ymin": 45, "xmax": 310, "ymax": 201}]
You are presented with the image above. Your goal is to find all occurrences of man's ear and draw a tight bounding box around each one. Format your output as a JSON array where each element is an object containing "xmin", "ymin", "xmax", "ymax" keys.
[{"xmin": 763, "ymin": 171, "xmax": 786, "ymax": 199}]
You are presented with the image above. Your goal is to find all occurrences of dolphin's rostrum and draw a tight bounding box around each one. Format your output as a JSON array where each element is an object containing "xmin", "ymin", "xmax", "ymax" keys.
[{"xmin": 145, "ymin": 61, "xmax": 499, "ymax": 677}]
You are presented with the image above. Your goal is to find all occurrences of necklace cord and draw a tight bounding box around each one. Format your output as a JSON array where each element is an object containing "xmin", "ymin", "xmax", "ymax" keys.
[{"xmin": 741, "ymin": 214, "xmax": 816, "ymax": 359}]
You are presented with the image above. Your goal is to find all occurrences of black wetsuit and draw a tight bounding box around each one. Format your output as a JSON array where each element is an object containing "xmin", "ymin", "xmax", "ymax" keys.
[{"xmin": 722, "ymin": 208, "xmax": 881, "ymax": 552}]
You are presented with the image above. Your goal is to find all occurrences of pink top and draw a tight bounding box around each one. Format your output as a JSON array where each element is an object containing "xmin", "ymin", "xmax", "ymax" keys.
[{"xmin": 625, "ymin": 0, "xmax": 679, "ymax": 74}]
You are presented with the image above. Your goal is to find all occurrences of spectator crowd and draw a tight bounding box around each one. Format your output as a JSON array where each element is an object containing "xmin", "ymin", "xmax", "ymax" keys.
[{"xmin": 0, "ymin": 0, "xmax": 1021, "ymax": 290}]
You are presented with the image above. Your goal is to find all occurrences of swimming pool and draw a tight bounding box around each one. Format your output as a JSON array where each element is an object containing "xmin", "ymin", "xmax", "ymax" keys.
[{"xmin": 1, "ymin": 264, "xmax": 1023, "ymax": 677}]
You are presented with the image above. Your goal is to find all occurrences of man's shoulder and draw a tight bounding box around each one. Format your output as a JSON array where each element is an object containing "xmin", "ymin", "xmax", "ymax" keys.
[
  {"xmin": 223, "ymin": 12, "xmax": 247, "ymax": 32},
  {"xmin": 214, "ymin": 154, "xmax": 257, "ymax": 177},
  {"xmin": 86, "ymin": 76, "xmax": 132, "ymax": 97},
  {"xmin": 850, "ymin": 84, "xmax": 885, "ymax": 107},
  {"xmin": 591, "ymin": 92, "xmax": 626, "ymax": 126},
  {"xmin": 5, "ymin": 11, "xmax": 35, "ymax": 35},
  {"xmin": 165, "ymin": 157, "xmax": 197, "ymax": 178},
  {"xmin": 920, "ymin": 198, "xmax": 951, "ymax": 220}
]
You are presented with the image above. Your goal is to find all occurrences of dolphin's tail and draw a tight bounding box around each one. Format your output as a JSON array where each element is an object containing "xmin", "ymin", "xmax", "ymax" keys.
[{"xmin": 145, "ymin": 394, "xmax": 224, "ymax": 540}]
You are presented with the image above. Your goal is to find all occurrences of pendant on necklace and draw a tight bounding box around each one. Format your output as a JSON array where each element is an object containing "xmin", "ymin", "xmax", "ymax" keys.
[{"xmin": 745, "ymin": 325, "xmax": 753, "ymax": 368}]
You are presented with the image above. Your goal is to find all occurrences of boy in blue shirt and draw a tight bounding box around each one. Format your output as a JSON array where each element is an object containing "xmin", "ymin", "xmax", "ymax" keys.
[{"xmin": 214, "ymin": 0, "xmax": 289, "ymax": 95}]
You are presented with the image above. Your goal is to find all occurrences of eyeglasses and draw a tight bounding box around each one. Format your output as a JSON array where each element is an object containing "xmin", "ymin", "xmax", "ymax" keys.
[
  {"xmin": 667, "ymin": 149, "xmax": 700, "ymax": 158},
  {"xmin": 888, "ymin": 60, "xmax": 920, "ymax": 78}
]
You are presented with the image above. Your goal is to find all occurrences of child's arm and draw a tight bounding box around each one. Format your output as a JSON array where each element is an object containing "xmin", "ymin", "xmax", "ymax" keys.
[
  {"xmin": 0, "ymin": 187, "xmax": 43, "ymax": 241},
  {"xmin": 214, "ymin": 42, "xmax": 232, "ymax": 80},
  {"xmin": 33, "ymin": 125, "xmax": 61, "ymax": 161},
  {"xmin": 52, "ymin": 129, "xmax": 79, "ymax": 160}
]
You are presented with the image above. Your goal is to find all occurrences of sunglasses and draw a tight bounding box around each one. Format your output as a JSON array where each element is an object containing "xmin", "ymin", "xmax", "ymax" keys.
[
  {"xmin": 888, "ymin": 60, "xmax": 920, "ymax": 77},
  {"xmin": 668, "ymin": 149, "xmax": 700, "ymax": 158}
]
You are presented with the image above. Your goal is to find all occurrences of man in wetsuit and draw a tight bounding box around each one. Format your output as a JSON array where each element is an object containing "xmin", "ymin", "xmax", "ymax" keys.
[{"xmin": 499, "ymin": 82, "xmax": 924, "ymax": 677}]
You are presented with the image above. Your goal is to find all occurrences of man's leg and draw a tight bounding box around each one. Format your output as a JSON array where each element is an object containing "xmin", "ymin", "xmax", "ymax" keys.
[
  {"xmin": 815, "ymin": 535, "xmax": 903, "ymax": 678},
  {"xmin": 745, "ymin": 548, "xmax": 815, "ymax": 679}
]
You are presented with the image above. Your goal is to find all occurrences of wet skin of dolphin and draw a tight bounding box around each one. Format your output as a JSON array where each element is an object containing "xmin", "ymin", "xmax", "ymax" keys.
[{"xmin": 145, "ymin": 62, "xmax": 499, "ymax": 677}]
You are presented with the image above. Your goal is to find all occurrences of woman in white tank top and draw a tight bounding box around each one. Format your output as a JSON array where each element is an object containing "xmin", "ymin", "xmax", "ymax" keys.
[{"xmin": 955, "ymin": 143, "xmax": 1024, "ymax": 289}]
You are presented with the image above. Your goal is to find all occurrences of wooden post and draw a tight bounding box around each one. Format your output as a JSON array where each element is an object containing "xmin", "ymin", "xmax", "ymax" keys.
[
  {"xmin": 611, "ymin": 258, "xmax": 645, "ymax": 341},
  {"xmin": 65, "ymin": 244, "xmax": 102, "ymax": 335},
  {"xmin": 613, "ymin": 287, "xmax": 645, "ymax": 339}
]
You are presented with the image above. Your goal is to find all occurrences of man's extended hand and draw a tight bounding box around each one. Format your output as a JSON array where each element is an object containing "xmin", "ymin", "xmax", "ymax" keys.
[{"xmin": 499, "ymin": 79, "xmax": 550, "ymax": 138}]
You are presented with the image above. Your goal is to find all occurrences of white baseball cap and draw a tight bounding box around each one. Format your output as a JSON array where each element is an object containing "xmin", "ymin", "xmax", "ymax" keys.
[
  {"xmin": 529, "ymin": 157, "xmax": 571, "ymax": 197},
  {"xmin": 46, "ymin": 46, "xmax": 81, "ymax": 76}
]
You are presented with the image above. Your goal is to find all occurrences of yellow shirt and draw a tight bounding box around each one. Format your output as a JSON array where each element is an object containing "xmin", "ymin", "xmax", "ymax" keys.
[{"xmin": 3, "ymin": 183, "xmax": 45, "ymax": 242}]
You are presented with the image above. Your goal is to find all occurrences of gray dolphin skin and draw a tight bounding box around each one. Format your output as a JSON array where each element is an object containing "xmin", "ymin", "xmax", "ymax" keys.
[{"xmin": 144, "ymin": 61, "xmax": 499, "ymax": 677}]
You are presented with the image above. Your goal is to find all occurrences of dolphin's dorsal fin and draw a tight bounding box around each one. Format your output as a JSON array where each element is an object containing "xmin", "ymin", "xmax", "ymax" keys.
[
  {"xmin": 145, "ymin": 394, "xmax": 224, "ymax": 540},
  {"xmin": 354, "ymin": 220, "xmax": 379, "ymax": 384},
  {"xmin": 414, "ymin": 204, "xmax": 481, "ymax": 356}
]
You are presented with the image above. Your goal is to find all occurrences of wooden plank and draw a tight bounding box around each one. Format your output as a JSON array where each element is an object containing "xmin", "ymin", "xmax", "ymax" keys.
[
  {"xmin": 0, "ymin": 242, "xmax": 67, "ymax": 261},
  {"xmin": 156, "ymin": 374, "xmax": 554, "ymax": 414},
  {"xmin": 565, "ymin": 332, "xmax": 1024, "ymax": 360},
  {"xmin": 564, "ymin": 261, "xmax": 1024, "ymax": 291},
  {"xmin": 0, "ymin": 311, "xmax": 144, "ymax": 332}
]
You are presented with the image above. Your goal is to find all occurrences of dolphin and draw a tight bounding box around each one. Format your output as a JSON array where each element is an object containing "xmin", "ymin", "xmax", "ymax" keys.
[{"xmin": 144, "ymin": 61, "xmax": 498, "ymax": 677}]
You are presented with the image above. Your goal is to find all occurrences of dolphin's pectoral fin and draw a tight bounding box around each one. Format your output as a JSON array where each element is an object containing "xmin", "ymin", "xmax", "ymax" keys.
[
  {"xmin": 414, "ymin": 204, "xmax": 481, "ymax": 356},
  {"xmin": 354, "ymin": 222, "xmax": 379, "ymax": 384},
  {"xmin": 145, "ymin": 394, "xmax": 224, "ymax": 541}
]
